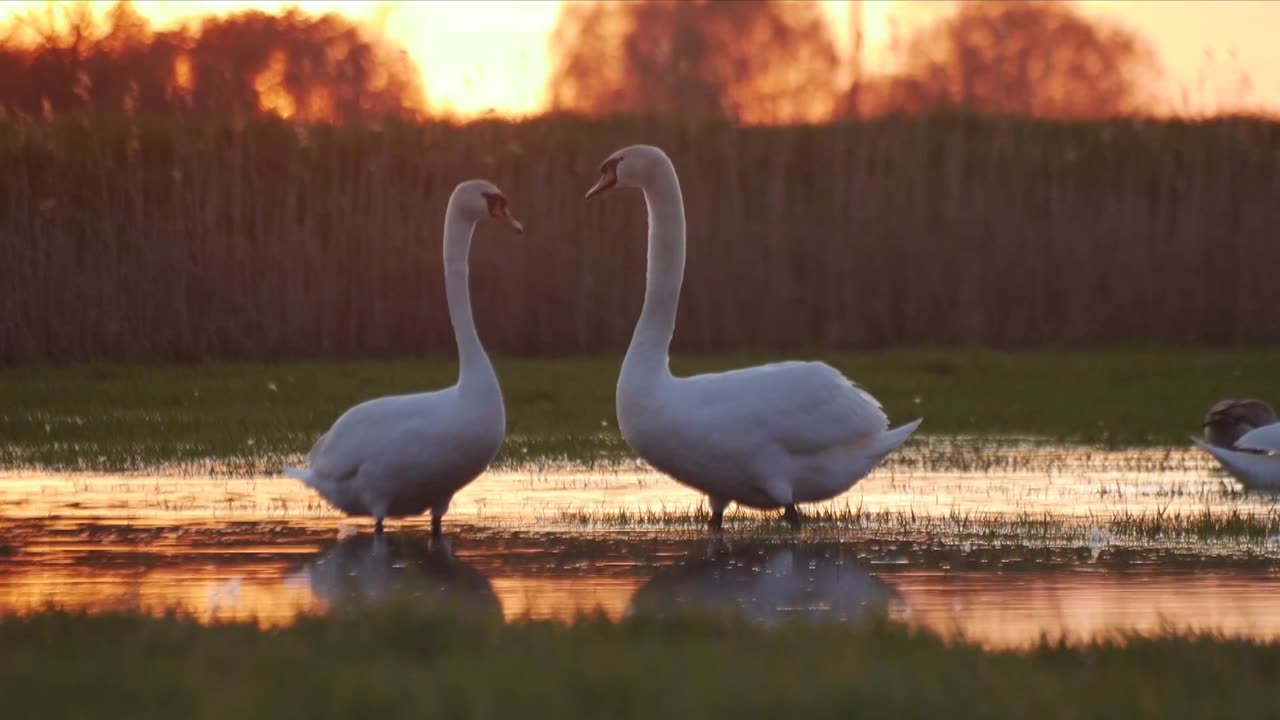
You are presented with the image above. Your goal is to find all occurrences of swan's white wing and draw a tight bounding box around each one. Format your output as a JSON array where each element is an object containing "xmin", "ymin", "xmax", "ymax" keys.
[
  {"xmin": 304, "ymin": 431, "xmax": 330, "ymax": 464},
  {"xmin": 680, "ymin": 361, "xmax": 888, "ymax": 455},
  {"xmin": 1237, "ymin": 423, "xmax": 1280, "ymax": 454},
  {"xmin": 306, "ymin": 393, "xmax": 436, "ymax": 483},
  {"xmin": 1191, "ymin": 437, "xmax": 1280, "ymax": 490}
]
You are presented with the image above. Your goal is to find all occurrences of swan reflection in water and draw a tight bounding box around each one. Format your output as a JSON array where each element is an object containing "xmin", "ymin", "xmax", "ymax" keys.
[
  {"xmin": 295, "ymin": 533, "xmax": 501, "ymax": 619},
  {"xmin": 628, "ymin": 541, "xmax": 904, "ymax": 626}
]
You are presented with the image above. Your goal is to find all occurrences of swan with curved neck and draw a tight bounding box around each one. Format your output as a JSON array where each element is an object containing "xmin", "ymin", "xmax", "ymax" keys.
[
  {"xmin": 586, "ymin": 145, "xmax": 922, "ymax": 531},
  {"xmin": 283, "ymin": 179, "xmax": 522, "ymax": 536}
]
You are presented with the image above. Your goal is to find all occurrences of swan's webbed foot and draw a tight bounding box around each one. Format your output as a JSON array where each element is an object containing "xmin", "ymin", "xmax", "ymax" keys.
[
  {"xmin": 783, "ymin": 504, "xmax": 802, "ymax": 531},
  {"xmin": 428, "ymin": 534, "xmax": 453, "ymax": 559},
  {"xmin": 703, "ymin": 535, "xmax": 730, "ymax": 560}
]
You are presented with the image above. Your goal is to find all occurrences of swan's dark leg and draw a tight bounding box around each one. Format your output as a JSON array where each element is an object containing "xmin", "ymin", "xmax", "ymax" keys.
[
  {"xmin": 783, "ymin": 504, "xmax": 802, "ymax": 531},
  {"xmin": 431, "ymin": 498, "xmax": 450, "ymax": 540},
  {"xmin": 374, "ymin": 517, "xmax": 384, "ymax": 534},
  {"xmin": 708, "ymin": 496, "xmax": 729, "ymax": 533}
]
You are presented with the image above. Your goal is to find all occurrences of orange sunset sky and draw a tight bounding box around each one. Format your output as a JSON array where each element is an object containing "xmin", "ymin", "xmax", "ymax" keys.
[{"xmin": 4, "ymin": 0, "xmax": 1279, "ymax": 119}]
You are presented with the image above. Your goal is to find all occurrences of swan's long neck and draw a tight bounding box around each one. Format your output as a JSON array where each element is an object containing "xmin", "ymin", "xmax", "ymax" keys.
[
  {"xmin": 625, "ymin": 162, "xmax": 686, "ymax": 379},
  {"xmin": 443, "ymin": 203, "xmax": 496, "ymax": 392}
]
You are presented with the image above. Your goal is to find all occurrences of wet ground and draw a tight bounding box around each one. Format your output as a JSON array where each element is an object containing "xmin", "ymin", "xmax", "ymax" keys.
[{"xmin": 3, "ymin": 443, "xmax": 1280, "ymax": 649}]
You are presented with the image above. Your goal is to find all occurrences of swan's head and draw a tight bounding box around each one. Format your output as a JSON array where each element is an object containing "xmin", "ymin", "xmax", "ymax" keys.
[
  {"xmin": 452, "ymin": 179, "xmax": 524, "ymax": 234},
  {"xmin": 584, "ymin": 144, "xmax": 671, "ymax": 199},
  {"xmin": 1203, "ymin": 398, "xmax": 1278, "ymax": 448}
]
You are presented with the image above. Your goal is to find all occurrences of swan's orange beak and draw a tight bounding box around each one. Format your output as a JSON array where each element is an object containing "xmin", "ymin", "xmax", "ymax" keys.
[
  {"xmin": 502, "ymin": 209, "xmax": 525, "ymax": 234},
  {"xmin": 584, "ymin": 172, "xmax": 616, "ymax": 200},
  {"xmin": 585, "ymin": 157, "xmax": 622, "ymax": 200},
  {"xmin": 484, "ymin": 192, "xmax": 524, "ymax": 234}
]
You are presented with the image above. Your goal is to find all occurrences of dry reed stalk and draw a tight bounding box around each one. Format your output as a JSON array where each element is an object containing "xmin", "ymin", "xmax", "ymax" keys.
[{"xmin": 1, "ymin": 113, "xmax": 1278, "ymax": 363}]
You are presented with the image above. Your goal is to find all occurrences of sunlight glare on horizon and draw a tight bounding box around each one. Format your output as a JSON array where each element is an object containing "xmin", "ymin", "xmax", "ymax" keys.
[
  {"xmin": 0, "ymin": 0, "xmax": 886, "ymax": 118},
  {"xmin": 2, "ymin": 0, "xmax": 1278, "ymax": 117}
]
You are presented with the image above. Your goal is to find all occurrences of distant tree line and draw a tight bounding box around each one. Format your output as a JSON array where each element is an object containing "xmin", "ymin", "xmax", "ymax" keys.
[
  {"xmin": 547, "ymin": 0, "xmax": 1162, "ymax": 123},
  {"xmin": 0, "ymin": 1, "xmax": 423, "ymax": 124},
  {"xmin": 0, "ymin": 0, "xmax": 1165, "ymax": 125}
]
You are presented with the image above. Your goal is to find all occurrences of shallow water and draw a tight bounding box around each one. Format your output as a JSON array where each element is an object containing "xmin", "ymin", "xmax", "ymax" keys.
[
  {"xmin": 4, "ymin": 443, "xmax": 1280, "ymax": 649},
  {"xmin": 1, "ymin": 444, "xmax": 1269, "ymax": 526}
]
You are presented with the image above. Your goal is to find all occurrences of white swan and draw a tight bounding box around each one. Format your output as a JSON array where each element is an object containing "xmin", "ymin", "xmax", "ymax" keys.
[
  {"xmin": 585, "ymin": 144, "xmax": 922, "ymax": 531},
  {"xmin": 1192, "ymin": 400, "xmax": 1280, "ymax": 490},
  {"xmin": 283, "ymin": 179, "xmax": 523, "ymax": 536}
]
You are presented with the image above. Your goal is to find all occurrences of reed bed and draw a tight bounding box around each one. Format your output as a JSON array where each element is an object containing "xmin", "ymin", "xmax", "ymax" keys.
[{"xmin": 2, "ymin": 112, "xmax": 1279, "ymax": 363}]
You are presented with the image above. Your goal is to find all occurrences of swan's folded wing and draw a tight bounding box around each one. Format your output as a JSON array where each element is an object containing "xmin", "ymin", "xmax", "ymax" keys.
[
  {"xmin": 305, "ymin": 431, "xmax": 330, "ymax": 464},
  {"xmin": 307, "ymin": 395, "xmax": 421, "ymax": 483},
  {"xmin": 686, "ymin": 361, "xmax": 889, "ymax": 455},
  {"xmin": 1237, "ymin": 423, "xmax": 1280, "ymax": 454}
]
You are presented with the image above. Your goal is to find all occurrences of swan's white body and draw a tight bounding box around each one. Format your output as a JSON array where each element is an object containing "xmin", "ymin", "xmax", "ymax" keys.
[
  {"xmin": 1193, "ymin": 422, "xmax": 1280, "ymax": 491},
  {"xmin": 587, "ymin": 145, "xmax": 921, "ymax": 527},
  {"xmin": 619, "ymin": 361, "xmax": 922, "ymax": 510},
  {"xmin": 283, "ymin": 180, "xmax": 521, "ymax": 534}
]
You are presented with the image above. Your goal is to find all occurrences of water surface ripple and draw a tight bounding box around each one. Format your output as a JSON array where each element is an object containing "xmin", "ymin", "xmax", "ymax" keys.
[{"xmin": 3, "ymin": 443, "xmax": 1280, "ymax": 649}]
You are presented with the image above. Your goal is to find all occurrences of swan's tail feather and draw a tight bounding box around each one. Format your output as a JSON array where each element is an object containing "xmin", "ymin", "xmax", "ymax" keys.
[
  {"xmin": 1190, "ymin": 436, "xmax": 1224, "ymax": 455},
  {"xmin": 282, "ymin": 467, "xmax": 314, "ymax": 486},
  {"xmin": 869, "ymin": 418, "xmax": 923, "ymax": 460},
  {"xmin": 1190, "ymin": 436, "xmax": 1280, "ymax": 490},
  {"xmin": 1190, "ymin": 436, "xmax": 1256, "ymax": 463}
]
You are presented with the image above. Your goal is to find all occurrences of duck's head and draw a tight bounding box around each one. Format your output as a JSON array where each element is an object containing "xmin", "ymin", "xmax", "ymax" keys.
[
  {"xmin": 452, "ymin": 179, "xmax": 523, "ymax": 234},
  {"xmin": 585, "ymin": 144, "xmax": 672, "ymax": 199}
]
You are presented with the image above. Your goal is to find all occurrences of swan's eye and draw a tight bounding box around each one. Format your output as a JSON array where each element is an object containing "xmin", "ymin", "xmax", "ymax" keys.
[
  {"xmin": 600, "ymin": 156, "xmax": 623, "ymax": 175},
  {"xmin": 482, "ymin": 192, "xmax": 508, "ymax": 218},
  {"xmin": 585, "ymin": 157, "xmax": 623, "ymax": 200}
]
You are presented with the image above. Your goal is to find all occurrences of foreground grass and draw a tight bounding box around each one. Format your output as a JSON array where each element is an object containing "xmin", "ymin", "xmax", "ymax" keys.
[
  {"xmin": 2, "ymin": 607, "xmax": 1278, "ymax": 719},
  {"xmin": 3, "ymin": 347, "xmax": 1280, "ymax": 473}
]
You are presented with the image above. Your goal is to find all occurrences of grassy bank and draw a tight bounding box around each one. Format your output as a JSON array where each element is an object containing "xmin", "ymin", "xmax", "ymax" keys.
[
  {"xmin": 2, "ymin": 607, "xmax": 1278, "ymax": 718},
  {"xmin": 3, "ymin": 348, "xmax": 1279, "ymax": 473},
  {"xmin": 2, "ymin": 113, "xmax": 1279, "ymax": 363}
]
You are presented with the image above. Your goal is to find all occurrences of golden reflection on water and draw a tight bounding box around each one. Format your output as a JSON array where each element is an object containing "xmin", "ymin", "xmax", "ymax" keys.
[
  {"xmin": 891, "ymin": 571, "xmax": 1280, "ymax": 648},
  {"xmin": 7, "ymin": 537, "xmax": 1280, "ymax": 650},
  {"xmin": 0, "ymin": 562, "xmax": 639, "ymax": 628},
  {"xmin": 4, "ymin": 538, "xmax": 1280, "ymax": 650},
  {"xmin": 1, "ymin": 563, "xmax": 320, "ymax": 628},
  {"xmin": 489, "ymin": 577, "xmax": 637, "ymax": 622},
  {"xmin": 3, "ymin": 445, "xmax": 1280, "ymax": 649}
]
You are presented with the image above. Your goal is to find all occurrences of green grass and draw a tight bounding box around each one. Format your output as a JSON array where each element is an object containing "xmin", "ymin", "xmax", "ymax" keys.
[
  {"xmin": 3, "ymin": 347, "xmax": 1280, "ymax": 474},
  {"xmin": 2, "ymin": 606, "xmax": 1279, "ymax": 718}
]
